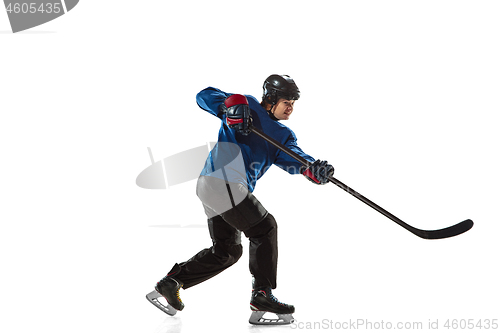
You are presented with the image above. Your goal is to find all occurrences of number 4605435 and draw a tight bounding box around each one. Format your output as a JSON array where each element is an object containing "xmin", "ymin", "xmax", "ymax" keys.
[
  {"xmin": 6, "ymin": 3, "xmax": 62, "ymax": 14},
  {"xmin": 444, "ymin": 319, "xmax": 498, "ymax": 330}
]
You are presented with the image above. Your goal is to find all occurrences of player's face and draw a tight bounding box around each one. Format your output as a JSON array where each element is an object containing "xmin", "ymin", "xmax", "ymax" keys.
[{"xmin": 272, "ymin": 99, "xmax": 295, "ymax": 120}]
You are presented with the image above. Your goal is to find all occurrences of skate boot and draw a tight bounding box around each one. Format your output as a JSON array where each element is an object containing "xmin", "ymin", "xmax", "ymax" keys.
[
  {"xmin": 146, "ymin": 275, "xmax": 184, "ymax": 316},
  {"xmin": 249, "ymin": 287, "xmax": 295, "ymax": 325}
]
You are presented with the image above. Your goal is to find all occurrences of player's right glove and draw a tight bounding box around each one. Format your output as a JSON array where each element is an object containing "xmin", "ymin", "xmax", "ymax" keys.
[
  {"xmin": 221, "ymin": 94, "xmax": 251, "ymax": 135},
  {"xmin": 301, "ymin": 159, "xmax": 334, "ymax": 185}
]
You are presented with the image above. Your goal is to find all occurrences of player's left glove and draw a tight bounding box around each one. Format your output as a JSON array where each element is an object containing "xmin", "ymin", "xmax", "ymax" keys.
[
  {"xmin": 221, "ymin": 94, "xmax": 251, "ymax": 135},
  {"xmin": 301, "ymin": 159, "xmax": 334, "ymax": 185}
]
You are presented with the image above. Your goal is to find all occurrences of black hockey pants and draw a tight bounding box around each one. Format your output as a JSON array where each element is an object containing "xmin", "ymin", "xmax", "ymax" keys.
[{"xmin": 166, "ymin": 177, "xmax": 278, "ymax": 290}]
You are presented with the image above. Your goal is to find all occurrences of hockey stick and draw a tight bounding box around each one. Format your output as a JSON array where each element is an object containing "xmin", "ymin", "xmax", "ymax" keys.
[{"xmin": 249, "ymin": 126, "xmax": 473, "ymax": 239}]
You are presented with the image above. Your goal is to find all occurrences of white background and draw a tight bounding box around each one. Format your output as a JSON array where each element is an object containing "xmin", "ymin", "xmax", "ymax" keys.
[{"xmin": 1, "ymin": 1, "xmax": 499, "ymax": 332}]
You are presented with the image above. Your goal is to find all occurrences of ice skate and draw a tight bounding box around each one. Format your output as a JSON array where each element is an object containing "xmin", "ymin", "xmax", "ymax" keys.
[
  {"xmin": 146, "ymin": 276, "xmax": 184, "ymax": 316},
  {"xmin": 249, "ymin": 287, "xmax": 295, "ymax": 325},
  {"xmin": 146, "ymin": 290, "xmax": 178, "ymax": 316}
]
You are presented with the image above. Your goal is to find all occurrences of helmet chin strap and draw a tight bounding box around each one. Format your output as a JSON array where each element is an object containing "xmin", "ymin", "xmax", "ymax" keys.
[
  {"xmin": 265, "ymin": 92, "xmax": 279, "ymax": 121},
  {"xmin": 266, "ymin": 103, "xmax": 279, "ymax": 121}
]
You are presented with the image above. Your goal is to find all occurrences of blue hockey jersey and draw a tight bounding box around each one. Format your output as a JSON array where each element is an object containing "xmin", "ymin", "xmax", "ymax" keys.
[{"xmin": 196, "ymin": 87, "xmax": 315, "ymax": 193}]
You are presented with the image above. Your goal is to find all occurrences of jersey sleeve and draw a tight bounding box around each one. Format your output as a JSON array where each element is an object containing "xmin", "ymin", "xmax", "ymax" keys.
[
  {"xmin": 274, "ymin": 131, "xmax": 315, "ymax": 175},
  {"xmin": 196, "ymin": 87, "xmax": 230, "ymax": 119}
]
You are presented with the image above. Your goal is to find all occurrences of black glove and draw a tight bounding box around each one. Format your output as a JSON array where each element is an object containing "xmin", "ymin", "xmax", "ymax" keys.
[
  {"xmin": 301, "ymin": 160, "xmax": 334, "ymax": 185},
  {"xmin": 221, "ymin": 94, "xmax": 251, "ymax": 135}
]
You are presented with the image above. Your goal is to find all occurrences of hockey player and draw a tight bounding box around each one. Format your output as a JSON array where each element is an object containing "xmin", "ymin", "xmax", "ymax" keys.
[{"xmin": 147, "ymin": 74, "xmax": 334, "ymax": 325}]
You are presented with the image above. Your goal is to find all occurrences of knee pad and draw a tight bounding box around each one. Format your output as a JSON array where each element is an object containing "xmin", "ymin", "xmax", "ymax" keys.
[
  {"xmin": 212, "ymin": 242, "xmax": 243, "ymax": 266},
  {"xmin": 229, "ymin": 244, "xmax": 243, "ymax": 262},
  {"xmin": 243, "ymin": 213, "xmax": 277, "ymax": 239},
  {"xmin": 208, "ymin": 216, "xmax": 242, "ymax": 245}
]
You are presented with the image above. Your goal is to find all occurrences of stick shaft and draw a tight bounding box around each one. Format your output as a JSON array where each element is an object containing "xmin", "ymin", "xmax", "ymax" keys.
[{"xmin": 249, "ymin": 126, "xmax": 419, "ymax": 234}]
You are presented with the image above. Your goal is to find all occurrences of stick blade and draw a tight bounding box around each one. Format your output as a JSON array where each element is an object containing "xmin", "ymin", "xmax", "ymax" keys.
[{"xmin": 416, "ymin": 219, "xmax": 474, "ymax": 240}]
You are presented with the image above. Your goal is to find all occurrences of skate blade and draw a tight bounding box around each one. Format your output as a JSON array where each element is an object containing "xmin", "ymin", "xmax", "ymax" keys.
[
  {"xmin": 146, "ymin": 290, "xmax": 177, "ymax": 316},
  {"xmin": 249, "ymin": 311, "xmax": 295, "ymax": 325}
]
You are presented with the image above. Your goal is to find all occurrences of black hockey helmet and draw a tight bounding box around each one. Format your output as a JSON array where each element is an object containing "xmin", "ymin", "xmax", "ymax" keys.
[{"xmin": 262, "ymin": 74, "xmax": 300, "ymax": 106}]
